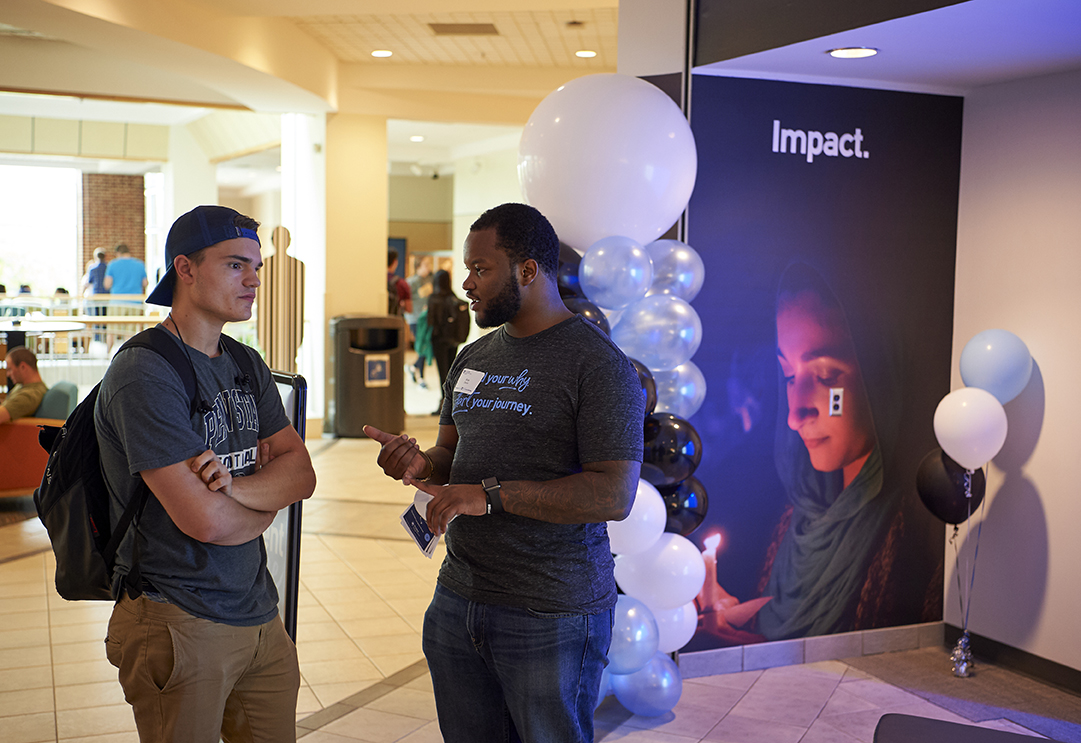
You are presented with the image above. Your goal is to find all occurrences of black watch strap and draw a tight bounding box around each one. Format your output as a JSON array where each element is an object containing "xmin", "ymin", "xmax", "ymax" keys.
[{"xmin": 482, "ymin": 477, "xmax": 504, "ymax": 515}]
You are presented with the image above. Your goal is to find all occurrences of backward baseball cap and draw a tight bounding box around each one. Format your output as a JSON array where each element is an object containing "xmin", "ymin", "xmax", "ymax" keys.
[{"xmin": 146, "ymin": 205, "xmax": 261, "ymax": 307}]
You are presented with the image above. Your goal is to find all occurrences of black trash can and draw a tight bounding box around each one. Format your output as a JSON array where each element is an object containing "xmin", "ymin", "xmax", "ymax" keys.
[{"xmin": 330, "ymin": 315, "xmax": 406, "ymax": 437}]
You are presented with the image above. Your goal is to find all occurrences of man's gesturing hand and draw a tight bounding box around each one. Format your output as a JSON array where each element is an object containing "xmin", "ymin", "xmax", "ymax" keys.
[{"xmin": 363, "ymin": 425, "xmax": 427, "ymax": 482}]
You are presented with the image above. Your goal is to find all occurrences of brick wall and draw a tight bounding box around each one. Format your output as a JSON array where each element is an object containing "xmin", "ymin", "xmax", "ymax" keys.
[{"xmin": 82, "ymin": 174, "xmax": 145, "ymax": 266}]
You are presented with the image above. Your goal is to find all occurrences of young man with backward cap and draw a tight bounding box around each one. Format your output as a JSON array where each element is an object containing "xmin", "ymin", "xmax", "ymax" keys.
[
  {"xmin": 365, "ymin": 203, "xmax": 645, "ymax": 742},
  {"xmin": 96, "ymin": 205, "xmax": 316, "ymax": 742}
]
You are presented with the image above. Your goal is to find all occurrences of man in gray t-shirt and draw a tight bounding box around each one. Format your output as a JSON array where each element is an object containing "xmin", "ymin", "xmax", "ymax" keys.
[
  {"xmin": 366, "ymin": 203, "xmax": 644, "ymax": 743},
  {"xmin": 97, "ymin": 205, "xmax": 316, "ymax": 743}
]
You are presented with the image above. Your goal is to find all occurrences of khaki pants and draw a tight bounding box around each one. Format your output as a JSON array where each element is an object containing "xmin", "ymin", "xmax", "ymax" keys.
[{"xmin": 105, "ymin": 594, "xmax": 300, "ymax": 743}]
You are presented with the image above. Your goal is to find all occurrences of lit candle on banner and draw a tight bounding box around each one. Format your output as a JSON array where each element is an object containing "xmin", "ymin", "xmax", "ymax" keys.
[{"xmin": 700, "ymin": 533, "xmax": 723, "ymax": 610}]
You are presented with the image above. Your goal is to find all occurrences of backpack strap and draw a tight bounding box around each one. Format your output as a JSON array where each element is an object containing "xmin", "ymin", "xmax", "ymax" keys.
[
  {"xmin": 219, "ymin": 333, "xmax": 261, "ymax": 400},
  {"xmin": 119, "ymin": 326, "xmax": 199, "ymax": 415},
  {"xmin": 103, "ymin": 480, "xmax": 150, "ymax": 572},
  {"xmin": 110, "ymin": 326, "xmax": 198, "ymax": 597}
]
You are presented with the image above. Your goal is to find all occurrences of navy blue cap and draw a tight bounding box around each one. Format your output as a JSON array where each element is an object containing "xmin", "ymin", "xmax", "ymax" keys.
[{"xmin": 146, "ymin": 205, "xmax": 260, "ymax": 307}]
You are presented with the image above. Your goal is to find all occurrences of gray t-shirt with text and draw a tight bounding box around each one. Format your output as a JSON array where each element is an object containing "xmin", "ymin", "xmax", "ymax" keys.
[
  {"xmin": 95, "ymin": 328, "xmax": 290, "ymax": 626},
  {"xmin": 438, "ymin": 315, "xmax": 645, "ymax": 614}
]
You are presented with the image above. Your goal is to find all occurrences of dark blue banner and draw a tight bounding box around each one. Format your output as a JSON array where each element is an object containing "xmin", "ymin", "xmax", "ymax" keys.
[{"xmin": 684, "ymin": 75, "xmax": 961, "ymax": 649}]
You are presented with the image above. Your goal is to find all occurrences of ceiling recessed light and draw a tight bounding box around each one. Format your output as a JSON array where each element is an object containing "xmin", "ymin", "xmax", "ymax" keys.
[
  {"xmin": 828, "ymin": 47, "xmax": 878, "ymax": 59},
  {"xmin": 575, "ymin": 50, "xmax": 597, "ymax": 59},
  {"xmin": 371, "ymin": 49, "xmax": 393, "ymax": 58},
  {"xmin": 410, "ymin": 135, "xmax": 425, "ymax": 143}
]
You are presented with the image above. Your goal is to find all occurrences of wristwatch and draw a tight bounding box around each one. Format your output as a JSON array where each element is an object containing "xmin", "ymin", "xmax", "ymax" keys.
[{"xmin": 481, "ymin": 477, "xmax": 504, "ymax": 515}]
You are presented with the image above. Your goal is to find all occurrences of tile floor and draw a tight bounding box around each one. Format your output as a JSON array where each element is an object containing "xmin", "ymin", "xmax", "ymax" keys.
[{"xmin": 0, "ymin": 369, "xmax": 1060, "ymax": 742}]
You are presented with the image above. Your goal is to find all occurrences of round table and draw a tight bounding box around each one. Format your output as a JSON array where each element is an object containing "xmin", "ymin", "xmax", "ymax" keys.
[{"xmin": 1, "ymin": 319, "xmax": 87, "ymax": 351}]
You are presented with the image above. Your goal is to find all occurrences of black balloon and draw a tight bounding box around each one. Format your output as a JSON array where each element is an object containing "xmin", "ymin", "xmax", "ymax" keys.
[
  {"xmin": 559, "ymin": 241, "xmax": 582, "ymax": 269},
  {"xmin": 563, "ymin": 296, "xmax": 610, "ymax": 335},
  {"xmin": 916, "ymin": 447, "xmax": 986, "ymax": 525},
  {"xmin": 629, "ymin": 357, "xmax": 657, "ymax": 416},
  {"xmin": 641, "ymin": 413, "xmax": 702, "ymax": 488},
  {"xmin": 659, "ymin": 476, "xmax": 709, "ymax": 536},
  {"xmin": 558, "ymin": 260, "xmax": 585, "ymax": 298}
]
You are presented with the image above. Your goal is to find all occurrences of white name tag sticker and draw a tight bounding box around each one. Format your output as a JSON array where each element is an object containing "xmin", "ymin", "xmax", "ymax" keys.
[{"xmin": 454, "ymin": 368, "xmax": 485, "ymax": 395}]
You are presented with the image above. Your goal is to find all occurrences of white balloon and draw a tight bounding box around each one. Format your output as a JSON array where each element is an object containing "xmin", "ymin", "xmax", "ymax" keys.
[
  {"xmin": 611, "ymin": 295, "xmax": 702, "ymax": 372},
  {"xmin": 651, "ymin": 601, "xmax": 699, "ymax": 653},
  {"xmin": 518, "ymin": 73, "xmax": 698, "ymax": 252},
  {"xmin": 579, "ymin": 235, "xmax": 654, "ymax": 310},
  {"xmin": 933, "ymin": 388, "xmax": 1008, "ymax": 470},
  {"xmin": 645, "ymin": 240, "xmax": 706, "ymax": 302},
  {"xmin": 614, "ymin": 533, "xmax": 706, "ymax": 611},
  {"xmin": 653, "ymin": 361, "xmax": 707, "ymax": 419},
  {"xmin": 608, "ymin": 480, "xmax": 666, "ymax": 555}
]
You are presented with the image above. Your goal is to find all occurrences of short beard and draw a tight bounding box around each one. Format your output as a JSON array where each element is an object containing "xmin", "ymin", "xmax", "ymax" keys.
[{"xmin": 477, "ymin": 273, "xmax": 521, "ymax": 328}]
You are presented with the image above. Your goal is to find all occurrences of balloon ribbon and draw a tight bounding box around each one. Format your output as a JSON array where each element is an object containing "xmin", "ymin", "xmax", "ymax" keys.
[{"xmin": 949, "ymin": 467, "xmax": 986, "ymax": 678}]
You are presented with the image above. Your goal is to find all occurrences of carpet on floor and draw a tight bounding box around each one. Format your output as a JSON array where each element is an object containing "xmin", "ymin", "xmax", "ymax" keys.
[{"xmin": 846, "ymin": 646, "xmax": 1081, "ymax": 742}]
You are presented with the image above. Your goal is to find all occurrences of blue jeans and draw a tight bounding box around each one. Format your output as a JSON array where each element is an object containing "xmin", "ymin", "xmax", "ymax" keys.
[{"xmin": 423, "ymin": 584, "xmax": 613, "ymax": 743}]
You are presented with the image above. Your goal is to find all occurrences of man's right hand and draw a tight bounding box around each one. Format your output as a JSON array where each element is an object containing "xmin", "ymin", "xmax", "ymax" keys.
[
  {"xmin": 189, "ymin": 449, "xmax": 232, "ymax": 496},
  {"xmin": 363, "ymin": 425, "xmax": 427, "ymax": 482}
]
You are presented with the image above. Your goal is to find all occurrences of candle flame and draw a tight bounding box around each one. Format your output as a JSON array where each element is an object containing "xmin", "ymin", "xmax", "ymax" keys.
[{"xmin": 703, "ymin": 534, "xmax": 722, "ymax": 552}]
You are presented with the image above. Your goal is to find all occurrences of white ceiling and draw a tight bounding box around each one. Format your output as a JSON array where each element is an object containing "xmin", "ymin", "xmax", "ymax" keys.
[
  {"xmin": 3, "ymin": 0, "xmax": 1081, "ymax": 185},
  {"xmin": 295, "ymin": 8, "xmax": 617, "ymax": 67},
  {"xmin": 696, "ymin": 0, "xmax": 1081, "ymax": 95}
]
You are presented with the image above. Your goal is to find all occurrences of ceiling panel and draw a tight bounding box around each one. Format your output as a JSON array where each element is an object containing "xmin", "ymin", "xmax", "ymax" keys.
[{"xmin": 295, "ymin": 8, "xmax": 616, "ymax": 67}]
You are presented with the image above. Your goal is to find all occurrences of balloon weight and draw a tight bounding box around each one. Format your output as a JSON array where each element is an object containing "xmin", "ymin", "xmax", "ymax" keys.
[
  {"xmin": 658, "ymin": 476, "xmax": 709, "ymax": 536},
  {"xmin": 916, "ymin": 448, "xmax": 986, "ymax": 524},
  {"xmin": 641, "ymin": 413, "xmax": 702, "ymax": 489}
]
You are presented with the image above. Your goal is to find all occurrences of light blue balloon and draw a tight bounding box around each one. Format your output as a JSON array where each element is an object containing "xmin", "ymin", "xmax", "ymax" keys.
[
  {"xmin": 579, "ymin": 236, "xmax": 654, "ymax": 310},
  {"xmin": 645, "ymin": 239, "xmax": 706, "ymax": 302},
  {"xmin": 960, "ymin": 329, "xmax": 1033, "ymax": 404},
  {"xmin": 611, "ymin": 295, "xmax": 702, "ymax": 372},
  {"xmin": 653, "ymin": 361, "xmax": 707, "ymax": 419},
  {"xmin": 610, "ymin": 652, "xmax": 683, "ymax": 717},
  {"xmin": 607, "ymin": 595, "xmax": 659, "ymax": 675}
]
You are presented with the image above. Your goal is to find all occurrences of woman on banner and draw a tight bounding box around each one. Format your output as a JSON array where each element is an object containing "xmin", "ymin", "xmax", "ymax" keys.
[{"xmin": 756, "ymin": 262, "xmax": 933, "ymax": 640}]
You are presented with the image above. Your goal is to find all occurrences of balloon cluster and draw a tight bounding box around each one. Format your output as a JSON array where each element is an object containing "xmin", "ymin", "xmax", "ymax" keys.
[
  {"xmin": 921, "ymin": 329, "xmax": 1032, "ymax": 677},
  {"xmin": 520, "ymin": 73, "xmax": 703, "ymax": 717},
  {"xmin": 558, "ymin": 239, "xmax": 710, "ymax": 541},
  {"xmin": 920, "ymin": 329, "xmax": 1032, "ymax": 522}
]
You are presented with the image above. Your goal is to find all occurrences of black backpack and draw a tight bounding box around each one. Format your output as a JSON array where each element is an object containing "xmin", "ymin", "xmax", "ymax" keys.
[
  {"xmin": 430, "ymin": 294, "xmax": 471, "ymax": 345},
  {"xmin": 33, "ymin": 327, "xmax": 257, "ymax": 601}
]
